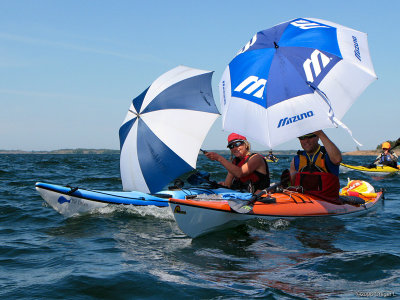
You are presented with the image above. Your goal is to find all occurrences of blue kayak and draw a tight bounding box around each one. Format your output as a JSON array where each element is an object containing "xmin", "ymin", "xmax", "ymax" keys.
[{"xmin": 36, "ymin": 182, "xmax": 234, "ymax": 217}]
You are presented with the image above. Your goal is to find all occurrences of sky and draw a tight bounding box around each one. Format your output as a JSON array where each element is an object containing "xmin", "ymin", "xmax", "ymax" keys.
[{"xmin": 0, "ymin": 0, "xmax": 399, "ymax": 152}]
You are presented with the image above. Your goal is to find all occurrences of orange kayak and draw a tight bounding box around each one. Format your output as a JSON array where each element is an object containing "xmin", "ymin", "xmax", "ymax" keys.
[{"xmin": 170, "ymin": 190, "xmax": 383, "ymax": 238}]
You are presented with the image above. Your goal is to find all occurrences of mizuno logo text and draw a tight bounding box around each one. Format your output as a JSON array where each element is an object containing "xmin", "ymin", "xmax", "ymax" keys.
[
  {"xmin": 352, "ymin": 36, "xmax": 362, "ymax": 61},
  {"xmin": 277, "ymin": 111, "xmax": 314, "ymax": 128}
]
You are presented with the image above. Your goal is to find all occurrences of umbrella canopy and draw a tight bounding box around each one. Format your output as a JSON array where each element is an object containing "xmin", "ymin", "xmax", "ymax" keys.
[
  {"xmin": 119, "ymin": 65, "xmax": 219, "ymax": 193},
  {"xmin": 219, "ymin": 18, "xmax": 377, "ymax": 148}
]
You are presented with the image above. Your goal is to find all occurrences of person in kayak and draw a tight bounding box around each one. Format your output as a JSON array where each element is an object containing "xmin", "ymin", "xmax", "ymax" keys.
[
  {"xmin": 371, "ymin": 142, "xmax": 398, "ymax": 168},
  {"xmin": 266, "ymin": 151, "xmax": 278, "ymax": 162},
  {"xmin": 289, "ymin": 130, "xmax": 342, "ymax": 203},
  {"xmin": 204, "ymin": 133, "xmax": 270, "ymax": 193}
]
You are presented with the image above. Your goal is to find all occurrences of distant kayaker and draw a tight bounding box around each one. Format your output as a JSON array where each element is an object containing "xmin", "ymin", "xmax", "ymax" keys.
[
  {"xmin": 289, "ymin": 130, "xmax": 342, "ymax": 202},
  {"xmin": 371, "ymin": 142, "xmax": 398, "ymax": 168},
  {"xmin": 204, "ymin": 133, "xmax": 270, "ymax": 193},
  {"xmin": 266, "ymin": 151, "xmax": 278, "ymax": 162}
]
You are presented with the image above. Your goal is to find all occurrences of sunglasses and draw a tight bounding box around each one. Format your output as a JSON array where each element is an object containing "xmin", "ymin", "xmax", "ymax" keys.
[
  {"xmin": 299, "ymin": 135, "xmax": 317, "ymax": 141},
  {"xmin": 227, "ymin": 141, "xmax": 244, "ymax": 149}
]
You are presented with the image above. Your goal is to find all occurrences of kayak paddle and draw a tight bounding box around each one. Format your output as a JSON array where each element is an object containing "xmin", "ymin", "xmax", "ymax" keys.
[
  {"xmin": 392, "ymin": 138, "xmax": 400, "ymax": 150},
  {"xmin": 228, "ymin": 169, "xmax": 290, "ymax": 214}
]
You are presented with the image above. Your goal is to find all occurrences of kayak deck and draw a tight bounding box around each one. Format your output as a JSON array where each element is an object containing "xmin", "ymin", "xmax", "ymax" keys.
[{"xmin": 171, "ymin": 191, "xmax": 382, "ymax": 217}]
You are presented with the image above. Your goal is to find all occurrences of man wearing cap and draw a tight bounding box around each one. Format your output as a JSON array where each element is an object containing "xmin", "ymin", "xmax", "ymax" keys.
[
  {"xmin": 289, "ymin": 130, "xmax": 342, "ymax": 202},
  {"xmin": 204, "ymin": 133, "xmax": 270, "ymax": 193},
  {"xmin": 372, "ymin": 142, "xmax": 398, "ymax": 168}
]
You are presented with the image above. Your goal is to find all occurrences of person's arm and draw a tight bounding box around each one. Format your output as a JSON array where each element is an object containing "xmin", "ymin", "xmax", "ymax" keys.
[
  {"xmin": 314, "ymin": 130, "xmax": 342, "ymax": 165},
  {"xmin": 222, "ymin": 172, "xmax": 234, "ymax": 187},
  {"xmin": 389, "ymin": 151, "xmax": 398, "ymax": 160}
]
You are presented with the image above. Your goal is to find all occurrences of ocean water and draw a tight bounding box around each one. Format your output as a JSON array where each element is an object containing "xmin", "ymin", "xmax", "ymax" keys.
[{"xmin": 0, "ymin": 153, "xmax": 399, "ymax": 299}]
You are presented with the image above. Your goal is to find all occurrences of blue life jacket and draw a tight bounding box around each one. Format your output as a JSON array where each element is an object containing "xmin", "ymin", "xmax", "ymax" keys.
[{"xmin": 379, "ymin": 153, "xmax": 393, "ymax": 163}]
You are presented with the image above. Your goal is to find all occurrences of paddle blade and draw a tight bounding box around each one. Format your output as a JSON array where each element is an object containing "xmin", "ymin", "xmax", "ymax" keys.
[
  {"xmin": 394, "ymin": 138, "xmax": 400, "ymax": 149},
  {"xmin": 228, "ymin": 199, "xmax": 255, "ymax": 214}
]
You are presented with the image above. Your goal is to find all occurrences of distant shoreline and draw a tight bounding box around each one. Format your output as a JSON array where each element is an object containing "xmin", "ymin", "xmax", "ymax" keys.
[
  {"xmin": 0, "ymin": 149, "xmax": 120, "ymax": 155},
  {"xmin": 342, "ymin": 149, "xmax": 400, "ymax": 156},
  {"xmin": 1, "ymin": 148, "xmax": 398, "ymax": 156}
]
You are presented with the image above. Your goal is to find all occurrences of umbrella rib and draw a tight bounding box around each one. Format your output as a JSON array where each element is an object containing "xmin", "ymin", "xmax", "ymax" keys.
[{"xmin": 129, "ymin": 109, "xmax": 139, "ymax": 118}]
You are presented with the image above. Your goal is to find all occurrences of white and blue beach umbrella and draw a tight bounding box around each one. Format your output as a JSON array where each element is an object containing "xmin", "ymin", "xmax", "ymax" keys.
[
  {"xmin": 119, "ymin": 65, "xmax": 219, "ymax": 193},
  {"xmin": 220, "ymin": 18, "xmax": 377, "ymax": 148}
]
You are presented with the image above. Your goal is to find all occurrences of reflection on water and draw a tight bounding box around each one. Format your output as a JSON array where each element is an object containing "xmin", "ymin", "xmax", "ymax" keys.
[{"xmin": 291, "ymin": 218, "xmax": 345, "ymax": 253}]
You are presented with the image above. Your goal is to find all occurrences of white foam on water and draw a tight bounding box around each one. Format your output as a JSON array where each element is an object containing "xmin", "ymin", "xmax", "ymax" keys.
[
  {"xmin": 271, "ymin": 218, "xmax": 291, "ymax": 229},
  {"xmin": 95, "ymin": 204, "xmax": 175, "ymax": 221}
]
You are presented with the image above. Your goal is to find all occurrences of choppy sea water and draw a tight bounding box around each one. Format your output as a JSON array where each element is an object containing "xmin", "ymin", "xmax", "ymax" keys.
[{"xmin": 0, "ymin": 153, "xmax": 399, "ymax": 299}]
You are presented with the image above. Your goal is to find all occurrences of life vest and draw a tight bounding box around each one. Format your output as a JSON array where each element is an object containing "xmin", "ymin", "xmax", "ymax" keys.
[
  {"xmin": 231, "ymin": 153, "xmax": 270, "ymax": 192},
  {"xmin": 379, "ymin": 153, "xmax": 394, "ymax": 163},
  {"xmin": 378, "ymin": 152, "xmax": 398, "ymax": 168},
  {"xmin": 294, "ymin": 146, "xmax": 341, "ymax": 204},
  {"xmin": 294, "ymin": 146, "xmax": 329, "ymax": 173}
]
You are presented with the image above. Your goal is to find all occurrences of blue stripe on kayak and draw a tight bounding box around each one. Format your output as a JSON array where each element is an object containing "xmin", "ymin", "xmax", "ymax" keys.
[
  {"xmin": 35, "ymin": 182, "xmax": 169, "ymax": 206},
  {"xmin": 36, "ymin": 182, "xmax": 236, "ymax": 206}
]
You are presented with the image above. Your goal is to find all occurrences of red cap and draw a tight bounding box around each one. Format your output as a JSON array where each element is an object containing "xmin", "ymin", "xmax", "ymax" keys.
[{"xmin": 227, "ymin": 133, "xmax": 247, "ymax": 144}]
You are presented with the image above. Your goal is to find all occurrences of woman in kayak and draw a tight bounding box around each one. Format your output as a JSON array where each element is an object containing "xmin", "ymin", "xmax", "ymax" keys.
[
  {"xmin": 204, "ymin": 133, "xmax": 270, "ymax": 193},
  {"xmin": 289, "ymin": 130, "xmax": 342, "ymax": 203},
  {"xmin": 371, "ymin": 142, "xmax": 398, "ymax": 168}
]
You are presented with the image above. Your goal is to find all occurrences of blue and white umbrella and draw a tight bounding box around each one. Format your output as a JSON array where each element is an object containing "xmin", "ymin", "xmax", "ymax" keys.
[
  {"xmin": 219, "ymin": 18, "xmax": 377, "ymax": 148},
  {"xmin": 119, "ymin": 65, "xmax": 219, "ymax": 193}
]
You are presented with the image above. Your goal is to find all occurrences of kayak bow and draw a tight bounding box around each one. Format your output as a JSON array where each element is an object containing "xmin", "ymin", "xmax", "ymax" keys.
[{"xmin": 36, "ymin": 182, "xmax": 233, "ymax": 217}]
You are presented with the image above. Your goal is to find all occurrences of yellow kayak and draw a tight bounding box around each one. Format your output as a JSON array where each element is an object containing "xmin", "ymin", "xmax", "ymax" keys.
[
  {"xmin": 340, "ymin": 163, "xmax": 400, "ymax": 176},
  {"xmin": 265, "ymin": 157, "xmax": 279, "ymax": 163}
]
